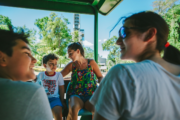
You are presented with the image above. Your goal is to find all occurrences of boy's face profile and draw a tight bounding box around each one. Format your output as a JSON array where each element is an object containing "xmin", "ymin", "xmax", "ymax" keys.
[
  {"xmin": 43, "ymin": 59, "xmax": 58, "ymax": 73},
  {"xmin": 0, "ymin": 39, "xmax": 37, "ymax": 81}
]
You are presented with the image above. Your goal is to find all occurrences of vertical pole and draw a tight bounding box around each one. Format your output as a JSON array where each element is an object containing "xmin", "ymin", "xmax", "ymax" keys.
[{"xmin": 94, "ymin": 9, "xmax": 98, "ymax": 62}]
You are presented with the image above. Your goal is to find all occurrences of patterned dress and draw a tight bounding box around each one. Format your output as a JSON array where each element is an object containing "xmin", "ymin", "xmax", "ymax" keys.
[{"xmin": 67, "ymin": 59, "xmax": 97, "ymax": 96}]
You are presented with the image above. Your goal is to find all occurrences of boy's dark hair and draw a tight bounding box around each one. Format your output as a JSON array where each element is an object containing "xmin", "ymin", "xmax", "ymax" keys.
[
  {"xmin": 0, "ymin": 25, "xmax": 29, "ymax": 56},
  {"xmin": 68, "ymin": 42, "xmax": 84, "ymax": 57},
  {"xmin": 43, "ymin": 53, "xmax": 58, "ymax": 64}
]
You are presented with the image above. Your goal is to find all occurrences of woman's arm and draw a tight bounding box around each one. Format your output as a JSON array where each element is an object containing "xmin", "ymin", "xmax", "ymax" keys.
[
  {"xmin": 60, "ymin": 62, "xmax": 72, "ymax": 77},
  {"xmin": 90, "ymin": 60, "xmax": 103, "ymax": 83}
]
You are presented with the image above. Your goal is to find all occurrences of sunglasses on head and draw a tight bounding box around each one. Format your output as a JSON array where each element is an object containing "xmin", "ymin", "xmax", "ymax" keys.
[{"xmin": 119, "ymin": 26, "xmax": 149, "ymax": 39}]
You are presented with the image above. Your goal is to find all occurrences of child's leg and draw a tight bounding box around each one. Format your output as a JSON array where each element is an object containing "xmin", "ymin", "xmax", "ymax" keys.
[
  {"xmin": 52, "ymin": 106, "xmax": 63, "ymax": 120},
  {"xmin": 49, "ymin": 97, "xmax": 63, "ymax": 120}
]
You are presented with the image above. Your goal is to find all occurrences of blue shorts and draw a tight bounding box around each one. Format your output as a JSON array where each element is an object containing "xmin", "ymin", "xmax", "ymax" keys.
[
  {"xmin": 48, "ymin": 97, "xmax": 63, "ymax": 109},
  {"xmin": 70, "ymin": 95, "xmax": 92, "ymax": 103}
]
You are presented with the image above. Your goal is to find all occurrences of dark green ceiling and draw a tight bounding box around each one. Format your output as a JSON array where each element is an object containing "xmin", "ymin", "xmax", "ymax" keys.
[{"xmin": 0, "ymin": 0, "xmax": 122, "ymax": 15}]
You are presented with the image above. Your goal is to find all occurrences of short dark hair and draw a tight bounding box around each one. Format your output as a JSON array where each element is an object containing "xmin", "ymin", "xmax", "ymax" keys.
[
  {"xmin": 0, "ymin": 26, "xmax": 29, "ymax": 56},
  {"xmin": 68, "ymin": 42, "xmax": 84, "ymax": 57},
  {"xmin": 43, "ymin": 53, "xmax": 58, "ymax": 64}
]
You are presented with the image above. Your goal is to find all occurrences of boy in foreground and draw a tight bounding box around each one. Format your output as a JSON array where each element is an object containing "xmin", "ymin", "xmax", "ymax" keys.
[
  {"xmin": 36, "ymin": 53, "xmax": 66, "ymax": 120},
  {"xmin": 0, "ymin": 27, "xmax": 53, "ymax": 120}
]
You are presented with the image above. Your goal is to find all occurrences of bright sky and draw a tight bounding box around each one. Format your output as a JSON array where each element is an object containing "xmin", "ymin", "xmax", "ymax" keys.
[{"xmin": 0, "ymin": 0, "xmax": 155, "ymax": 58}]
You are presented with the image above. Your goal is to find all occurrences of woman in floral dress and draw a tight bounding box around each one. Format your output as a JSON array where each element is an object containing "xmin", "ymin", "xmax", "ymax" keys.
[{"xmin": 61, "ymin": 42, "xmax": 103, "ymax": 120}]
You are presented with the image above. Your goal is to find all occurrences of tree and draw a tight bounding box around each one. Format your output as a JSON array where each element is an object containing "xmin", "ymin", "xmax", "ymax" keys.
[
  {"xmin": 84, "ymin": 47, "xmax": 94, "ymax": 59},
  {"xmin": 72, "ymin": 30, "xmax": 80, "ymax": 42},
  {"xmin": 0, "ymin": 15, "xmax": 38, "ymax": 63},
  {"xmin": 0, "ymin": 15, "xmax": 12, "ymax": 30},
  {"xmin": 152, "ymin": 1, "xmax": 180, "ymax": 49},
  {"xmin": 35, "ymin": 12, "xmax": 72, "ymax": 67},
  {"xmin": 102, "ymin": 36, "xmax": 120, "ymax": 70},
  {"xmin": 165, "ymin": 4, "xmax": 180, "ymax": 49},
  {"xmin": 15, "ymin": 25, "xmax": 37, "ymax": 45},
  {"xmin": 0, "ymin": 15, "xmax": 37, "ymax": 49},
  {"xmin": 152, "ymin": 0, "xmax": 179, "ymax": 16},
  {"xmin": 102, "ymin": 36, "xmax": 120, "ymax": 64},
  {"xmin": 102, "ymin": 36, "xmax": 134, "ymax": 70}
]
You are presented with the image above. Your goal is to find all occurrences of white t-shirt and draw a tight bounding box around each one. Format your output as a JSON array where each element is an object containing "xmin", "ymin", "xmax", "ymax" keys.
[
  {"xmin": 36, "ymin": 72, "xmax": 64, "ymax": 98},
  {"xmin": 90, "ymin": 60, "xmax": 180, "ymax": 120},
  {"xmin": 0, "ymin": 78, "xmax": 53, "ymax": 120}
]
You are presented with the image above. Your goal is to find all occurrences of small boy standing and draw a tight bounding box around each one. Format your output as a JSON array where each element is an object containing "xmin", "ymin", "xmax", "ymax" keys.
[{"xmin": 36, "ymin": 53, "xmax": 65, "ymax": 120}]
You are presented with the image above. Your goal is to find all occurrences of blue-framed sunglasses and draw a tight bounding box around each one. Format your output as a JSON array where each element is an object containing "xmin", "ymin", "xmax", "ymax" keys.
[
  {"xmin": 119, "ymin": 26, "xmax": 149, "ymax": 39},
  {"xmin": 119, "ymin": 26, "xmax": 139, "ymax": 39}
]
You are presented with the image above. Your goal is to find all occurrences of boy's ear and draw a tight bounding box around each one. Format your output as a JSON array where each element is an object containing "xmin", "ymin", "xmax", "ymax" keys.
[
  {"xmin": 0, "ymin": 51, "xmax": 8, "ymax": 67},
  {"xmin": 43, "ymin": 64, "xmax": 46, "ymax": 68}
]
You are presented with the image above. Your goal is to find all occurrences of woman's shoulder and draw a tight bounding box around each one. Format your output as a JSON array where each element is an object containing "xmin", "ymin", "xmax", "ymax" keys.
[
  {"xmin": 65, "ymin": 61, "xmax": 73, "ymax": 67},
  {"xmin": 87, "ymin": 59, "xmax": 96, "ymax": 64}
]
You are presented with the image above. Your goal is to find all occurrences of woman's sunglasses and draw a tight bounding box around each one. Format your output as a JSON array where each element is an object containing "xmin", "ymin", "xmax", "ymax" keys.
[{"xmin": 119, "ymin": 26, "xmax": 149, "ymax": 39}]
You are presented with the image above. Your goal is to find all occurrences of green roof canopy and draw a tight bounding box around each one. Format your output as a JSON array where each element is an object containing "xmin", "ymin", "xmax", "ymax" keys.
[{"xmin": 0, "ymin": 0, "xmax": 122, "ymax": 15}]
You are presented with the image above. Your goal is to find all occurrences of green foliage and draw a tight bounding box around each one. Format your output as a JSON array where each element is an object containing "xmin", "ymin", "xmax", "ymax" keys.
[
  {"xmin": 0, "ymin": 15, "xmax": 38, "ymax": 65},
  {"xmin": 72, "ymin": 30, "xmax": 80, "ymax": 42},
  {"xmin": 0, "ymin": 15, "xmax": 12, "ymax": 25},
  {"xmin": 0, "ymin": 15, "xmax": 12, "ymax": 30},
  {"xmin": 58, "ymin": 55, "xmax": 70, "ymax": 67},
  {"xmin": 102, "ymin": 36, "xmax": 119, "ymax": 63},
  {"xmin": 84, "ymin": 47, "xmax": 94, "ymax": 59},
  {"xmin": 153, "ymin": 1, "xmax": 180, "ymax": 50},
  {"xmin": 165, "ymin": 4, "xmax": 180, "ymax": 48},
  {"xmin": 33, "ymin": 66, "xmax": 62, "ymax": 72},
  {"xmin": 16, "ymin": 25, "xmax": 37, "ymax": 47},
  {"xmin": 35, "ymin": 12, "xmax": 72, "ymax": 56},
  {"xmin": 102, "ymin": 36, "xmax": 133, "ymax": 70},
  {"xmin": 34, "ymin": 12, "xmax": 72, "ymax": 66},
  {"xmin": 152, "ymin": 0, "xmax": 178, "ymax": 16},
  {"xmin": 0, "ymin": 24, "xmax": 9, "ymax": 30}
]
